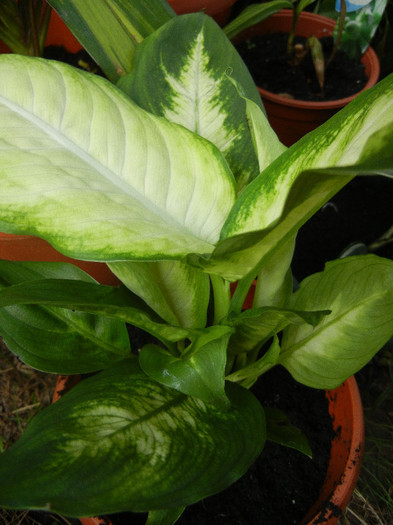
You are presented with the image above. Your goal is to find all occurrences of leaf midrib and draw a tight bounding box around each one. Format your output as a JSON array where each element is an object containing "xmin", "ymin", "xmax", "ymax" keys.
[
  {"xmin": 281, "ymin": 289, "xmax": 393, "ymax": 356},
  {"xmin": 0, "ymin": 91, "xmax": 212, "ymax": 244}
]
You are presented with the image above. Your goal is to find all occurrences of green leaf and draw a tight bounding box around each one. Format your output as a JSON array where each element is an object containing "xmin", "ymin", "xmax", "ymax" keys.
[
  {"xmin": 108, "ymin": 260, "xmax": 209, "ymax": 328},
  {"xmin": 0, "ymin": 260, "xmax": 130, "ymax": 373},
  {"xmin": 336, "ymin": 0, "xmax": 388, "ymax": 59},
  {"xmin": 119, "ymin": 13, "xmax": 263, "ymax": 191},
  {"xmin": 190, "ymin": 75, "xmax": 393, "ymax": 279},
  {"xmin": 295, "ymin": 0, "xmax": 317, "ymax": 15},
  {"xmin": 0, "ymin": 54, "xmax": 235, "ymax": 262},
  {"xmin": 227, "ymin": 305, "xmax": 329, "ymax": 355},
  {"xmin": 264, "ymin": 407, "xmax": 312, "ymax": 458},
  {"xmin": 240, "ymin": 87, "xmax": 287, "ymax": 174},
  {"xmin": 223, "ymin": 0, "xmax": 294, "ymax": 40},
  {"xmin": 147, "ymin": 507, "xmax": 185, "ymax": 525},
  {"xmin": 279, "ymin": 255, "xmax": 393, "ymax": 388},
  {"xmin": 0, "ymin": 267, "xmax": 191, "ymax": 346},
  {"xmin": 0, "ymin": 0, "xmax": 51, "ymax": 56},
  {"xmin": 47, "ymin": 0, "xmax": 175, "ymax": 81},
  {"xmin": 252, "ymin": 234, "xmax": 295, "ymax": 308},
  {"xmin": 226, "ymin": 335, "xmax": 281, "ymax": 386},
  {"xmin": 0, "ymin": 359, "xmax": 266, "ymax": 516},
  {"xmin": 139, "ymin": 326, "xmax": 234, "ymax": 409}
]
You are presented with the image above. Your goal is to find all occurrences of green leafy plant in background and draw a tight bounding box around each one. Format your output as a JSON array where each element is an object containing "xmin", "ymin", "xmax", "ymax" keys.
[
  {"xmin": 0, "ymin": 1, "xmax": 392, "ymax": 523},
  {"xmin": 0, "ymin": 0, "xmax": 52, "ymax": 56},
  {"xmin": 317, "ymin": 0, "xmax": 389, "ymax": 59}
]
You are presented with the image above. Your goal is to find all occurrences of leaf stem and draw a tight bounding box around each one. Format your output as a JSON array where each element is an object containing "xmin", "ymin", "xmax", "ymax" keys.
[
  {"xmin": 210, "ymin": 275, "xmax": 231, "ymax": 324},
  {"xmin": 327, "ymin": 0, "xmax": 346, "ymax": 67}
]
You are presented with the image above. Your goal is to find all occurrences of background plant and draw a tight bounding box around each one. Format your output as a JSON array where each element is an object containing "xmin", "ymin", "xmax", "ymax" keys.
[{"xmin": 0, "ymin": 0, "xmax": 51, "ymax": 56}]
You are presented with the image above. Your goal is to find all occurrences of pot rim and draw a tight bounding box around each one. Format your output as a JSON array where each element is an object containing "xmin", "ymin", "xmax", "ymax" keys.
[
  {"xmin": 238, "ymin": 9, "xmax": 380, "ymax": 110},
  {"xmin": 303, "ymin": 375, "xmax": 364, "ymax": 524}
]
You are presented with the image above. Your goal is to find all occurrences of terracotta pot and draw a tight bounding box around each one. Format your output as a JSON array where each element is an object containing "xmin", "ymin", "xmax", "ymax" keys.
[
  {"xmin": 168, "ymin": 0, "xmax": 238, "ymax": 24},
  {"xmin": 303, "ymin": 376, "xmax": 364, "ymax": 524},
  {"xmin": 45, "ymin": 9, "xmax": 82, "ymax": 52},
  {"xmin": 53, "ymin": 369, "xmax": 363, "ymax": 525},
  {"xmin": 234, "ymin": 10, "xmax": 380, "ymax": 146},
  {"xmin": 0, "ymin": 10, "xmax": 81, "ymax": 54},
  {"xmin": 0, "ymin": 232, "xmax": 120, "ymax": 286}
]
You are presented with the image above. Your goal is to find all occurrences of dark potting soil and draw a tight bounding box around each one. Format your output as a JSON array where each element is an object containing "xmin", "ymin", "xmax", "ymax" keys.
[
  {"xmin": 43, "ymin": 45, "xmax": 104, "ymax": 76},
  {"xmin": 99, "ymin": 366, "xmax": 334, "ymax": 525},
  {"xmin": 235, "ymin": 33, "xmax": 367, "ymax": 101},
  {"xmin": 292, "ymin": 175, "xmax": 393, "ymax": 281}
]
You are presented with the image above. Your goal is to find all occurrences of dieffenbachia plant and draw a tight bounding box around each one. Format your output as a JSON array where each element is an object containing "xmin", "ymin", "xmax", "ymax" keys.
[{"xmin": 0, "ymin": 7, "xmax": 392, "ymax": 525}]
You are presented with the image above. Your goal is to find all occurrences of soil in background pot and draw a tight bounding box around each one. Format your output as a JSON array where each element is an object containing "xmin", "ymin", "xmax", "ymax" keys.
[
  {"xmin": 99, "ymin": 365, "xmax": 334, "ymax": 525},
  {"xmin": 292, "ymin": 175, "xmax": 393, "ymax": 281},
  {"xmin": 235, "ymin": 33, "xmax": 368, "ymax": 102},
  {"xmin": 43, "ymin": 45, "xmax": 104, "ymax": 75}
]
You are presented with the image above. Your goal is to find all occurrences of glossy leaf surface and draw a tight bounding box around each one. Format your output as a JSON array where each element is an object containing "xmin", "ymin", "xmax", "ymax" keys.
[
  {"xmin": 0, "ymin": 260, "xmax": 129, "ymax": 373},
  {"xmin": 280, "ymin": 255, "xmax": 393, "ymax": 388},
  {"xmin": 109, "ymin": 260, "xmax": 209, "ymax": 328},
  {"xmin": 191, "ymin": 74, "xmax": 393, "ymax": 279},
  {"xmin": 121, "ymin": 13, "xmax": 264, "ymax": 191},
  {"xmin": 227, "ymin": 306, "xmax": 329, "ymax": 355},
  {"xmin": 0, "ymin": 270, "xmax": 191, "ymax": 345},
  {"xmin": 0, "ymin": 359, "xmax": 266, "ymax": 516},
  {"xmin": 265, "ymin": 407, "xmax": 312, "ymax": 458},
  {"xmin": 48, "ymin": 0, "xmax": 175, "ymax": 80},
  {"xmin": 0, "ymin": 54, "xmax": 235, "ymax": 262},
  {"xmin": 140, "ymin": 326, "xmax": 234, "ymax": 409}
]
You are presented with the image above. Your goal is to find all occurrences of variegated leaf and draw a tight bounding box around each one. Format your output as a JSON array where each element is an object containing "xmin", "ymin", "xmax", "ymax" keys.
[
  {"xmin": 0, "ymin": 359, "xmax": 266, "ymax": 516},
  {"xmin": 0, "ymin": 55, "xmax": 235, "ymax": 262},
  {"xmin": 222, "ymin": 74, "xmax": 393, "ymax": 239},
  {"xmin": 119, "ymin": 13, "xmax": 264, "ymax": 191},
  {"xmin": 189, "ymin": 75, "xmax": 393, "ymax": 280}
]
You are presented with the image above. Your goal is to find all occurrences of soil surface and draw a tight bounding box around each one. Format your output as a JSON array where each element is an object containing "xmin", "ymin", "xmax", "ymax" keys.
[
  {"xmin": 292, "ymin": 175, "xmax": 393, "ymax": 281},
  {"xmin": 235, "ymin": 33, "xmax": 368, "ymax": 101},
  {"xmin": 99, "ymin": 366, "xmax": 334, "ymax": 525}
]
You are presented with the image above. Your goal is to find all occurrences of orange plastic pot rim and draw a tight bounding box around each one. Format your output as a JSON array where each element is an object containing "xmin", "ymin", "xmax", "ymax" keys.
[{"xmin": 240, "ymin": 9, "xmax": 380, "ymax": 110}]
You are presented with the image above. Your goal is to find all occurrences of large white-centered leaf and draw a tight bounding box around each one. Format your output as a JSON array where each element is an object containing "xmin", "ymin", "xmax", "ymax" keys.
[
  {"xmin": 119, "ymin": 13, "xmax": 266, "ymax": 191},
  {"xmin": 279, "ymin": 255, "xmax": 393, "ymax": 388},
  {"xmin": 0, "ymin": 54, "xmax": 235, "ymax": 262},
  {"xmin": 47, "ymin": 0, "xmax": 175, "ymax": 81},
  {"xmin": 0, "ymin": 359, "xmax": 266, "ymax": 516}
]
